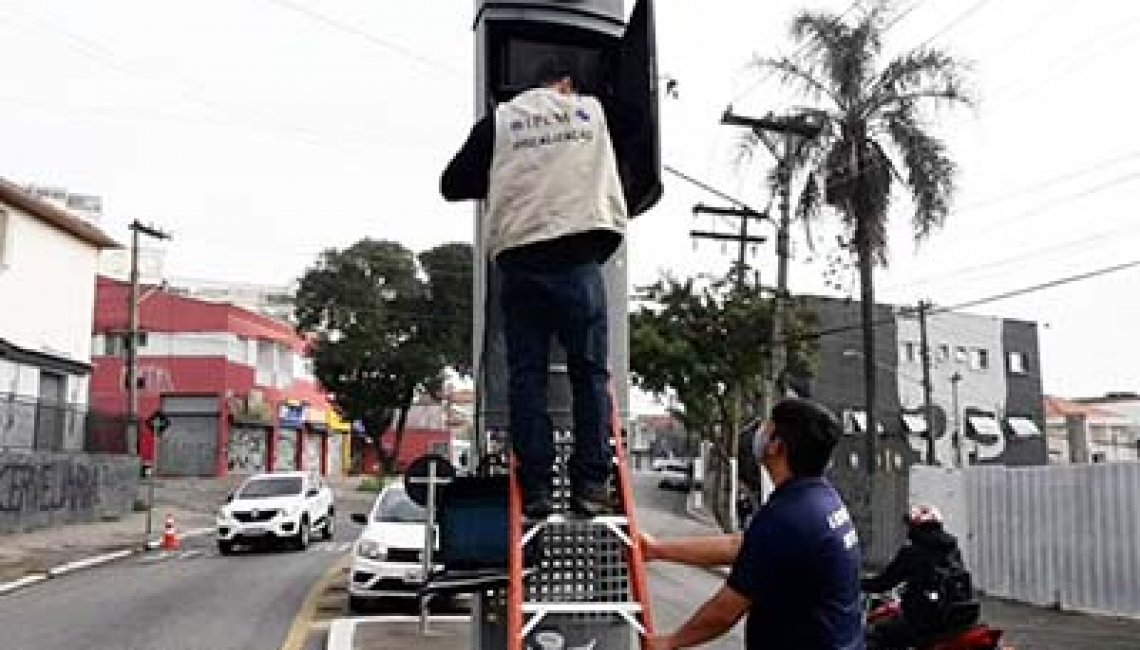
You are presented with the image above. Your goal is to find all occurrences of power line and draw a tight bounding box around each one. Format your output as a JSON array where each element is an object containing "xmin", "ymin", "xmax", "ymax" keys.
[
  {"xmin": 0, "ymin": 5, "xmax": 410, "ymax": 149},
  {"xmin": 784, "ymin": 256, "xmax": 1140, "ymax": 344},
  {"xmin": 881, "ymin": 218, "xmax": 1140, "ymax": 293},
  {"xmin": 940, "ymin": 258, "xmax": 1140, "ymax": 313},
  {"xmin": 254, "ymin": 0, "xmax": 462, "ymax": 78},
  {"xmin": 730, "ymin": 0, "xmax": 864, "ymax": 105},
  {"xmin": 916, "ymin": 0, "xmax": 992, "ymax": 48}
]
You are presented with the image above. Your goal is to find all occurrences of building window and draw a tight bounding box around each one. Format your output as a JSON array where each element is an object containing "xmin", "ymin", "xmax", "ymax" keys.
[
  {"xmin": 103, "ymin": 334, "xmax": 125, "ymax": 357},
  {"xmin": 902, "ymin": 342, "xmax": 917, "ymax": 364},
  {"xmin": 1009, "ymin": 351, "xmax": 1027, "ymax": 374},
  {"xmin": 969, "ymin": 348, "xmax": 989, "ymax": 371},
  {"xmin": 955, "ymin": 346, "xmax": 968, "ymax": 363}
]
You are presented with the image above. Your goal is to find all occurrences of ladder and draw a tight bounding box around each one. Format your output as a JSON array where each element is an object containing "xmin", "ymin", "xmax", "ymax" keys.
[{"xmin": 506, "ymin": 403, "xmax": 654, "ymax": 650}]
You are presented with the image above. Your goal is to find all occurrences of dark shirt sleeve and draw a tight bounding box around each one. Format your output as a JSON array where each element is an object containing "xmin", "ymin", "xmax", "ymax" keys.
[
  {"xmin": 726, "ymin": 516, "xmax": 776, "ymax": 601},
  {"xmin": 440, "ymin": 116, "xmax": 493, "ymax": 201},
  {"xmin": 861, "ymin": 546, "xmax": 916, "ymax": 593}
]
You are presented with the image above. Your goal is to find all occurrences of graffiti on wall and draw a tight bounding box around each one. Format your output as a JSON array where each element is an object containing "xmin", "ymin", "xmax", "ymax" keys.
[
  {"xmin": 0, "ymin": 452, "xmax": 140, "ymax": 534},
  {"xmin": 0, "ymin": 459, "xmax": 97, "ymax": 513},
  {"xmin": 303, "ymin": 434, "xmax": 322, "ymax": 473},
  {"xmin": 276, "ymin": 429, "xmax": 298, "ymax": 471},
  {"xmin": 227, "ymin": 428, "xmax": 267, "ymax": 473}
]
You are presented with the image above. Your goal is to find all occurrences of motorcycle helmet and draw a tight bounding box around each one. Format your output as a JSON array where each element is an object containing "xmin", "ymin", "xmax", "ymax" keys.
[{"xmin": 905, "ymin": 504, "xmax": 944, "ymax": 527}]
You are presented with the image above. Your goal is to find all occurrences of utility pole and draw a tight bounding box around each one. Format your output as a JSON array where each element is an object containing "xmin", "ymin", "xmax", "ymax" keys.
[
  {"xmin": 917, "ymin": 300, "xmax": 936, "ymax": 465},
  {"xmin": 690, "ymin": 203, "xmax": 769, "ymax": 291},
  {"xmin": 719, "ymin": 107, "xmax": 822, "ymax": 415},
  {"xmin": 126, "ymin": 220, "xmax": 170, "ymax": 458},
  {"xmin": 690, "ymin": 203, "xmax": 767, "ymax": 532}
]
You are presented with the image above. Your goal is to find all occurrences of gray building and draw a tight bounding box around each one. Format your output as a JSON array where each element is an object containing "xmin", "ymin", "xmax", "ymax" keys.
[{"xmin": 799, "ymin": 295, "xmax": 1048, "ymax": 469}]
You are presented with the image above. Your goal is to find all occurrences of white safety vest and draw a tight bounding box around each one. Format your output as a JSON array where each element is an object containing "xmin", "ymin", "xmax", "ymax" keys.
[{"xmin": 485, "ymin": 88, "xmax": 627, "ymax": 260}]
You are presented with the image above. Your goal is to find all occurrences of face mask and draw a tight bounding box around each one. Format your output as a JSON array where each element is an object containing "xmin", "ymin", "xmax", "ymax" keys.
[{"xmin": 752, "ymin": 423, "xmax": 771, "ymax": 462}]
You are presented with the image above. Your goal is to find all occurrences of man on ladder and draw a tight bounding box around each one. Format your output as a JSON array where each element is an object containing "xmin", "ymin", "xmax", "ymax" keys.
[{"xmin": 441, "ymin": 56, "xmax": 628, "ymax": 520}]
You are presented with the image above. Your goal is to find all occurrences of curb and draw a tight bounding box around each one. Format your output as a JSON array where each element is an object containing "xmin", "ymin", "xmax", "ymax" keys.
[
  {"xmin": 326, "ymin": 615, "xmax": 472, "ymax": 650},
  {"xmin": 0, "ymin": 525, "xmax": 216, "ymax": 596}
]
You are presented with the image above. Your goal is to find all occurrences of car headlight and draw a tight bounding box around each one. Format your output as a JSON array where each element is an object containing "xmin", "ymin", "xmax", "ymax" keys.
[
  {"xmin": 285, "ymin": 504, "xmax": 302, "ymax": 518},
  {"xmin": 357, "ymin": 539, "xmax": 386, "ymax": 560}
]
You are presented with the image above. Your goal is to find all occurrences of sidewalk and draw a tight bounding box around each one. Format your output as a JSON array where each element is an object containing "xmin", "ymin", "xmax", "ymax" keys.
[{"xmin": 0, "ymin": 475, "xmax": 375, "ymax": 588}]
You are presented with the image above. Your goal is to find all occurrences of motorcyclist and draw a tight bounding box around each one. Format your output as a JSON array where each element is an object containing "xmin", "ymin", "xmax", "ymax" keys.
[{"xmin": 862, "ymin": 505, "xmax": 977, "ymax": 648}]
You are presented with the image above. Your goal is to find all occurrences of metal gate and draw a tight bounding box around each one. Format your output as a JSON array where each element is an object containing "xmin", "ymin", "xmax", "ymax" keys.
[{"xmin": 159, "ymin": 395, "xmax": 220, "ymax": 477}]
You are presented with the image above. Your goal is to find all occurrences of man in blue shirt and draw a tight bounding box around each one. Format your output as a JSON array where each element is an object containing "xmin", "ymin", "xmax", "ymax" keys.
[{"xmin": 641, "ymin": 398, "xmax": 864, "ymax": 649}]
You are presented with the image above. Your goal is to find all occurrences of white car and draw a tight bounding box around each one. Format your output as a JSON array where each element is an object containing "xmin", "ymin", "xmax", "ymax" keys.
[
  {"xmin": 216, "ymin": 471, "xmax": 335, "ymax": 554},
  {"xmin": 348, "ymin": 484, "xmax": 440, "ymax": 612}
]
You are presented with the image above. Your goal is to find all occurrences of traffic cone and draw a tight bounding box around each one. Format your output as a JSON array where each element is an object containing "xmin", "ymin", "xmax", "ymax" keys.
[{"xmin": 161, "ymin": 513, "xmax": 180, "ymax": 550}]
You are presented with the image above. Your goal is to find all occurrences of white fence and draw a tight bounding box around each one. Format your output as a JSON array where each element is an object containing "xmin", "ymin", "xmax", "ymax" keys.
[{"xmin": 911, "ymin": 462, "xmax": 1140, "ymax": 618}]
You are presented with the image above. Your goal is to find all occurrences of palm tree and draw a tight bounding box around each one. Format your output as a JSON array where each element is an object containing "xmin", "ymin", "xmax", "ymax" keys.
[{"xmin": 752, "ymin": 0, "xmax": 973, "ymax": 482}]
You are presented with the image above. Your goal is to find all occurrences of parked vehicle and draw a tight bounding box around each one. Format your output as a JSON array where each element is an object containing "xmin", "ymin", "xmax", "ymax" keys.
[
  {"xmin": 348, "ymin": 483, "xmax": 440, "ymax": 612},
  {"xmin": 215, "ymin": 471, "xmax": 335, "ymax": 554},
  {"xmin": 656, "ymin": 458, "xmax": 694, "ymax": 491}
]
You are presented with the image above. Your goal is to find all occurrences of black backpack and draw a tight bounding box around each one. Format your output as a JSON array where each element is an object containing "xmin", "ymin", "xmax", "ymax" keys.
[{"xmin": 904, "ymin": 548, "xmax": 975, "ymax": 628}]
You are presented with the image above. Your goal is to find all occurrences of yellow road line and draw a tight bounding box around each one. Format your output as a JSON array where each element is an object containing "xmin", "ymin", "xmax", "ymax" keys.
[{"xmin": 280, "ymin": 554, "xmax": 351, "ymax": 650}]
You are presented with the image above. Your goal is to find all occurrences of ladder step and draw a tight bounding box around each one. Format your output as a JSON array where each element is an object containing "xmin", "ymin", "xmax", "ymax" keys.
[{"xmin": 521, "ymin": 602, "xmax": 643, "ymax": 614}]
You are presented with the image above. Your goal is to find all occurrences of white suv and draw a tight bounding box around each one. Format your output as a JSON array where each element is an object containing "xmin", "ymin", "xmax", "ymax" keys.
[
  {"xmin": 348, "ymin": 484, "xmax": 439, "ymax": 612},
  {"xmin": 216, "ymin": 471, "xmax": 335, "ymax": 554}
]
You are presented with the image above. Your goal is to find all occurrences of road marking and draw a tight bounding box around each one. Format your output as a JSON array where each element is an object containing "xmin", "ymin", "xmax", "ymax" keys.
[
  {"xmin": 48, "ymin": 549, "xmax": 135, "ymax": 577},
  {"xmin": 0, "ymin": 574, "xmax": 48, "ymax": 596},
  {"xmin": 279, "ymin": 555, "xmax": 351, "ymax": 650},
  {"xmin": 178, "ymin": 550, "xmax": 202, "ymax": 560}
]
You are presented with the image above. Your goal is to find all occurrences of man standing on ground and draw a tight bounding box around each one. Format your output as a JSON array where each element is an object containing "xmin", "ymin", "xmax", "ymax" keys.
[
  {"xmin": 641, "ymin": 398, "xmax": 865, "ymax": 649},
  {"xmin": 440, "ymin": 58, "xmax": 627, "ymax": 519}
]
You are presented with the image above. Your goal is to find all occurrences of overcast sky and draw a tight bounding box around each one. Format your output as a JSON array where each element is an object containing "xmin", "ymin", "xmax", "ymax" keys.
[{"xmin": 2, "ymin": 0, "xmax": 1139, "ymax": 399}]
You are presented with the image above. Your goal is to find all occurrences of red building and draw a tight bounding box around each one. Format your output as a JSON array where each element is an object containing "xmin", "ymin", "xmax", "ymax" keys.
[
  {"xmin": 351, "ymin": 402, "xmax": 453, "ymax": 474},
  {"xmin": 91, "ymin": 277, "xmax": 347, "ymax": 477}
]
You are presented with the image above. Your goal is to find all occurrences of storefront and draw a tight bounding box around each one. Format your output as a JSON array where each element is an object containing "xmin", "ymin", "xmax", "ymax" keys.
[
  {"xmin": 302, "ymin": 407, "xmax": 327, "ymax": 474},
  {"xmin": 226, "ymin": 391, "xmax": 273, "ymax": 474},
  {"xmin": 275, "ymin": 401, "xmax": 304, "ymax": 471},
  {"xmin": 326, "ymin": 409, "xmax": 350, "ymax": 477}
]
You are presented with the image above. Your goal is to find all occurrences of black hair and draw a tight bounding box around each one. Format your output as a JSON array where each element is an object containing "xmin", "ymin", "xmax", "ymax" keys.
[
  {"xmin": 532, "ymin": 55, "xmax": 578, "ymax": 88},
  {"xmin": 770, "ymin": 398, "xmax": 841, "ymax": 477}
]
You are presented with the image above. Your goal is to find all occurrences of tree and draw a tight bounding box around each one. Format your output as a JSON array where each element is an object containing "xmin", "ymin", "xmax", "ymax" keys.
[
  {"xmin": 418, "ymin": 243, "xmax": 474, "ymax": 377},
  {"xmin": 295, "ymin": 238, "xmax": 473, "ymax": 475},
  {"xmin": 754, "ymin": 0, "xmax": 973, "ymax": 473},
  {"xmin": 630, "ymin": 272, "xmax": 817, "ymax": 529}
]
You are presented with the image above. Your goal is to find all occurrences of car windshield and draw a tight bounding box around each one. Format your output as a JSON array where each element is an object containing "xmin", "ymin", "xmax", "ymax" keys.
[
  {"xmin": 238, "ymin": 477, "xmax": 303, "ymax": 499},
  {"xmin": 374, "ymin": 488, "xmax": 426, "ymax": 523}
]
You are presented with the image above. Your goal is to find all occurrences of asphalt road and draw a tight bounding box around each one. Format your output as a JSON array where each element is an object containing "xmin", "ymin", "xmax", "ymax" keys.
[
  {"xmin": 0, "ymin": 512, "xmax": 363, "ymax": 650},
  {"xmin": 632, "ymin": 471, "xmax": 747, "ymax": 649}
]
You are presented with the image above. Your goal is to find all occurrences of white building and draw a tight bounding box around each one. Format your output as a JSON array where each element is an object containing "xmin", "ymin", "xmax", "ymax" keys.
[
  {"xmin": 165, "ymin": 276, "xmax": 295, "ymax": 323},
  {"xmin": 1045, "ymin": 395, "xmax": 1139, "ymax": 464},
  {"xmin": 0, "ymin": 177, "xmax": 119, "ymax": 450},
  {"xmin": 23, "ymin": 184, "xmax": 103, "ymax": 223}
]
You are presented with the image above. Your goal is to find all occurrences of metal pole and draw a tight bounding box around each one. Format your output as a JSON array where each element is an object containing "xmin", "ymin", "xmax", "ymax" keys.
[
  {"xmin": 918, "ymin": 301, "xmax": 936, "ymax": 465},
  {"xmin": 146, "ymin": 429, "xmax": 157, "ymax": 541},
  {"xmin": 769, "ymin": 132, "xmax": 793, "ymax": 413},
  {"xmin": 420, "ymin": 459, "xmax": 437, "ymax": 635},
  {"xmin": 951, "ymin": 372, "xmax": 962, "ymax": 467},
  {"xmin": 126, "ymin": 225, "xmax": 140, "ymax": 457}
]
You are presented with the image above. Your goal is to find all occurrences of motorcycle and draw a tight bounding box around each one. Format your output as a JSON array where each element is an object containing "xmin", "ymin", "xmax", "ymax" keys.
[{"xmin": 864, "ymin": 592, "xmax": 1012, "ymax": 650}]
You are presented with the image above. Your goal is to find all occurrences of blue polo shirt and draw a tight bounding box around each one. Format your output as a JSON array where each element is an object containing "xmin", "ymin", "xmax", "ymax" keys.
[{"xmin": 727, "ymin": 476, "xmax": 864, "ymax": 650}]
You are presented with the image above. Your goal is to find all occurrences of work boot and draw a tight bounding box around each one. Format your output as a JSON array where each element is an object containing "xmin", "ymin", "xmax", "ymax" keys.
[{"xmin": 569, "ymin": 483, "xmax": 615, "ymax": 518}]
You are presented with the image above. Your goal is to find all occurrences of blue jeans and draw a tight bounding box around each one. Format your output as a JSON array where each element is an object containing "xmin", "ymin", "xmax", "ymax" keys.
[{"xmin": 500, "ymin": 259, "xmax": 612, "ymax": 499}]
